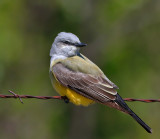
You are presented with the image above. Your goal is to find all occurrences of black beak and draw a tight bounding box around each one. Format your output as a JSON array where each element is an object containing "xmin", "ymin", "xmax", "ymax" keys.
[{"xmin": 75, "ymin": 42, "xmax": 87, "ymax": 47}]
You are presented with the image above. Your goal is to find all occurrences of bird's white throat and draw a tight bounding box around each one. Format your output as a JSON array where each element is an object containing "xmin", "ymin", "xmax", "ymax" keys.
[{"xmin": 50, "ymin": 54, "xmax": 67, "ymax": 68}]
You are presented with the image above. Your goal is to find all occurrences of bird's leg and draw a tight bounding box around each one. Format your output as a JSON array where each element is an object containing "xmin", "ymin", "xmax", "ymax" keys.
[{"xmin": 62, "ymin": 96, "xmax": 70, "ymax": 104}]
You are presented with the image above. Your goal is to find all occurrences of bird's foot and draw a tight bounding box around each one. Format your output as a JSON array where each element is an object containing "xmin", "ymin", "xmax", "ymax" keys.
[{"xmin": 62, "ymin": 96, "xmax": 69, "ymax": 104}]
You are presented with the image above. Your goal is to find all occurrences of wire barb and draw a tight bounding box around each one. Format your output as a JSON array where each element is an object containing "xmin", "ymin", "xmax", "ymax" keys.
[{"xmin": 8, "ymin": 90, "xmax": 24, "ymax": 104}]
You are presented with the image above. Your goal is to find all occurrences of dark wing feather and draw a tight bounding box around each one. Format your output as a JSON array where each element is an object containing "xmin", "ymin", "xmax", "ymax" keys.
[{"xmin": 52, "ymin": 63, "xmax": 117, "ymax": 103}]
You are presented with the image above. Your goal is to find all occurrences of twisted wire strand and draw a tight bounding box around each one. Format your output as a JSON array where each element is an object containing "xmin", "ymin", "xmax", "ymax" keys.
[{"xmin": 0, "ymin": 90, "xmax": 159, "ymax": 103}]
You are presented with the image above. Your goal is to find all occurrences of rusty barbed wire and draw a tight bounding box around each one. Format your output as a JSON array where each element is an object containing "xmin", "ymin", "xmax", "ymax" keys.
[
  {"xmin": 0, "ymin": 90, "xmax": 159, "ymax": 103},
  {"xmin": 123, "ymin": 98, "xmax": 160, "ymax": 103},
  {"xmin": 0, "ymin": 90, "xmax": 63, "ymax": 104}
]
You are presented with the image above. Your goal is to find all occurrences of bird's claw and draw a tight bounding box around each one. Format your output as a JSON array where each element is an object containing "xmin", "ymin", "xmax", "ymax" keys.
[{"xmin": 62, "ymin": 96, "xmax": 69, "ymax": 104}]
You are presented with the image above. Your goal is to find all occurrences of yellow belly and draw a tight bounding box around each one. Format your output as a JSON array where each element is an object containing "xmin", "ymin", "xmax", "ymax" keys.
[{"xmin": 53, "ymin": 79, "xmax": 94, "ymax": 106}]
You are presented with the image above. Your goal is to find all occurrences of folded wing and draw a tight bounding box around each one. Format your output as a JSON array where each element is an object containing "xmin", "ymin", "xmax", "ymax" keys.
[{"xmin": 52, "ymin": 63, "xmax": 118, "ymax": 103}]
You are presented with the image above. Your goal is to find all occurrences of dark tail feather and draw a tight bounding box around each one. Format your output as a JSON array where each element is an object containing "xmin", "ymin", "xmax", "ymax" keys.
[
  {"xmin": 129, "ymin": 111, "xmax": 152, "ymax": 133},
  {"xmin": 115, "ymin": 94, "xmax": 152, "ymax": 133}
]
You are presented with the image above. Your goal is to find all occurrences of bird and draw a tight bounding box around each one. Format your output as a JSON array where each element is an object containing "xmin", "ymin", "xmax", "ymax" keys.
[{"xmin": 49, "ymin": 32, "xmax": 152, "ymax": 133}]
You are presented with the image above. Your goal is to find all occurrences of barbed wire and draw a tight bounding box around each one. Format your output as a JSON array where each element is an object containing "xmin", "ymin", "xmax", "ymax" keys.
[
  {"xmin": 0, "ymin": 90, "xmax": 159, "ymax": 104},
  {"xmin": 124, "ymin": 98, "xmax": 160, "ymax": 103}
]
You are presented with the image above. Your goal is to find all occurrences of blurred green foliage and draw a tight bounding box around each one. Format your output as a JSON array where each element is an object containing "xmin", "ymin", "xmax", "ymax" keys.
[{"xmin": 0, "ymin": 0, "xmax": 160, "ymax": 139}]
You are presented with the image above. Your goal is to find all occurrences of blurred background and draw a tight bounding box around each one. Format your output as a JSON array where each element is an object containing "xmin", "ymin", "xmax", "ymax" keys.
[{"xmin": 0, "ymin": 0, "xmax": 160, "ymax": 139}]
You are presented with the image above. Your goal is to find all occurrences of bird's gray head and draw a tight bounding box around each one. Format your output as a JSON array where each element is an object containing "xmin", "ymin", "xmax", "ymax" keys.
[{"xmin": 50, "ymin": 32, "xmax": 87, "ymax": 57}]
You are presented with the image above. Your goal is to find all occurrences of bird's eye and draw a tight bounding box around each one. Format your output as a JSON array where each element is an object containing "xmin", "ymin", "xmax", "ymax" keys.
[{"xmin": 64, "ymin": 41, "xmax": 70, "ymax": 44}]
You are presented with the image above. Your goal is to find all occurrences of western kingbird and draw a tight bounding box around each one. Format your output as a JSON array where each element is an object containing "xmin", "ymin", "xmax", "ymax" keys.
[{"xmin": 49, "ymin": 32, "xmax": 152, "ymax": 133}]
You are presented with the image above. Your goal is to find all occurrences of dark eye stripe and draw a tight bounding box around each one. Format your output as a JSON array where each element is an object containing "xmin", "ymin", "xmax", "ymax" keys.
[
  {"xmin": 64, "ymin": 41, "xmax": 70, "ymax": 45},
  {"xmin": 62, "ymin": 40, "xmax": 75, "ymax": 46}
]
